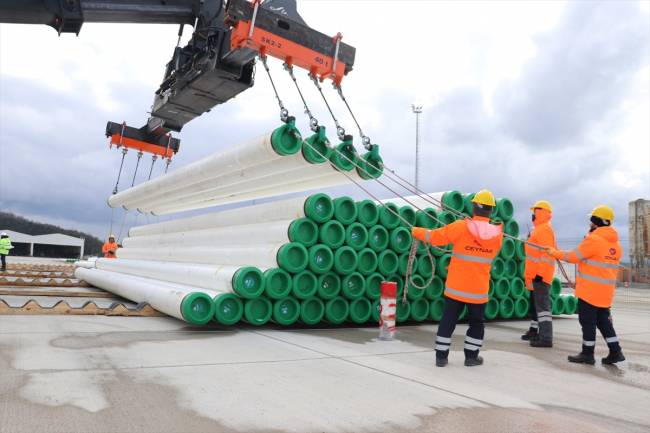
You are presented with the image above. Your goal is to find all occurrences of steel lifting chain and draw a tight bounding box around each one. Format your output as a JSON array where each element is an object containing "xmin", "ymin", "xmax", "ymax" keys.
[
  {"xmin": 261, "ymin": 55, "xmax": 290, "ymax": 123},
  {"xmin": 334, "ymin": 84, "xmax": 372, "ymax": 150},
  {"xmin": 148, "ymin": 155, "xmax": 158, "ymax": 180},
  {"xmin": 310, "ymin": 74, "xmax": 346, "ymax": 141},
  {"xmin": 130, "ymin": 151, "xmax": 143, "ymax": 187},
  {"xmin": 285, "ymin": 64, "xmax": 319, "ymax": 132},
  {"xmin": 112, "ymin": 148, "xmax": 128, "ymax": 195}
]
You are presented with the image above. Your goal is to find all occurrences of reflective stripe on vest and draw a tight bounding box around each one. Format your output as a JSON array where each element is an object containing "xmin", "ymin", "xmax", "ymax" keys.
[
  {"xmin": 526, "ymin": 255, "xmax": 540, "ymax": 263},
  {"xmin": 451, "ymin": 252, "xmax": 493, "ymax": 264},
  {"xmin": 445, "ymin": 286, "xmax": 488, "ymax": 301},
  {"xmin": 577, "ymin": 271, "xmax": 617, "ymax": 285},
  {"xmin": 584, "ymin": 259, "xmax": 619, "ymax": 270},
  {"xmin": 425, "ymin": 230, "xmax": 431, "ymax": 243}
]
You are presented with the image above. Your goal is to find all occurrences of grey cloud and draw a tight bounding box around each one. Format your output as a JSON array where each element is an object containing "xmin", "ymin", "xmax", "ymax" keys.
[{"xmin": 495, "ymin": 1, "xmax": 649, "ymax": 148}]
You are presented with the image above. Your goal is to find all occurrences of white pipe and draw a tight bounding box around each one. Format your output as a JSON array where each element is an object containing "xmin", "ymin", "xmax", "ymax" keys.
[
  {"xmin": 148, "ymin": 167, "xmax": 364, "ymax": 215},
  {"xmin": 94, "ymin": 259, "xmax": 246, "ymax": 294},
  {"xmin": 108, "ymin": 131, "xmax": 286, "ymax": 209},
  {"xmin": 129, "ymin": 195, "xmax": 318, "ymax": 237},
  {"xmin": 126, "ymin": 152, "xmax": 322, "ymax": 211},
  {"xmin": 115, "ymin": 244, "xmax": 286, "ymax": 267},
  {"xmin": 122, "ymin": 220, "xmax": 292, "ymax": 248},
  {"xmin": 381, "ymin": 192, "xmax": 448, "ymax": 211},
  {"xmin": 74, "ymin": 267, "xmax": 219, "ymax": 323}
]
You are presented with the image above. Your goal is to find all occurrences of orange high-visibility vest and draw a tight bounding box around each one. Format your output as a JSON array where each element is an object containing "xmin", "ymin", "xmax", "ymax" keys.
[
  {"xmin": 102, "ymin": 241, "xmax": 118, "ymax": 259},
  {"xmin": 413, "ymin": 216, "xmax": 503, "ymax": 304},
  {"xmin": 524, "ymin": 209, "xmax": 556, "ymax": 289},
  {"xmin": 550, "ymin": 226, "xmax": 621, "ymax": 308}
]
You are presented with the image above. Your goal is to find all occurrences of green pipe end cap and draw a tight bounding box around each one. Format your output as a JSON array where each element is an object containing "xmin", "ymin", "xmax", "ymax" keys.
[
  {"xmin": 325, "ymin": 297, "xmax": 349, "ymax": 324},
  {"xmin": 292, "ymin": 270, "xmax": 318, "ymax": 299},
  {"xmin": 442, "ymin": 191, "xmax": 464, "ymax": 213},
  {"xmin": 511, "ymin": 277, "xmax": 526, "ymax": 298},
  {"xmin": 304, "ymin": 193, "xmax": 334, "ymax": 223},
  {"xmin": 277, "ymin": 242, "xmax": 308, "ymax": 273},
  {"xmin": 435, "ymin": 254, "xmax": 452, "ymax": 279},
  {"xmin": 317, "ymin": 272, "xmax": 341, "ymax": 299},
  {"xmin": 438, "ymin": 210, "xmax": 457, "ymax": 226},
  {"xmin": 494, "ymin": 277, "xmax": 511, "ymax": 299},
  {"xmin": 425, "ymin": 275, "xmax": 444, "ymax": 300},
  {"xmin": 180, "ymin": 292, "xmax": 215, "ymax": 325},
  {"xmin": 368, "ymin": 225, "xmax": 389, "ymax": 252},
  {"xmin": 356, "ymin": 200, "xmax": 379, "ymax": 227},
  {"xmin": 329, "ymin": 140, "xmax": 358, "ymax": 172},
  {"xmin": 416, "ymin": 208, "xmax": 439, "ymax": 229},
  {"xmin": 399, "ymin": 206, "xmax": 416, "ymax": 227},
  {"xmin": 271, "ymin": 121, "xmax": 302, "ymax": 156},
  {"xmin": 244, "ymin": 297, "xmax": 273, "ymax": 326},
  {"xmin": 377, "ymin": 249, "xmax": 399, "ymax": 275},
  {"xmin": 264, "ymin": 268, "xmax": 292, "ymax": 299},
  {"xmin": 430, "ymin": 298, "xmax": 445, "ymax": 321},
  {"xmin": 334, "ymin": 246, "xmax": 358, "ymax": 275},
  {"xmin": 342, "ymin": 272, "xmax": 366, "ymax": 299},
  {"xmin": 499, "ymin": 297, "xmax": 515, "ymax": 318},
  {"xmin": 308, "ymin": 244, "xmax": 334, "ymax": 274},
  {"xmin": 491, "ymin": 257, "xmax": 505, "ymax": 279},
  {"xmin": 390, "ymin": 227, "xmax": 412, "ymax": 253},
  {"xmin": 302, "ymin": 127, "xmax": 332, "ymax": 163},
  {"xmin": 319, "ymin": 220, "xmax": 345, "ymax": 249},
  {"xmin": 232, "ymin": 266, "xmax": 265, "ymax": 299},
  {"xmin": 345, "ymin": 222, "xmax": 369, "ymax": 251},
  {"xmin": 214, "ymin": 293, "xmax": 243, "ymax": 325},
  {"xmin": 365, "ymin": 273, "xmax": 384, "ymax": 300},
  {"xmin": 273, "ymin": 297, "xmax": 301, "ymax": 326},
  {"xmin": 505, "ymin": 259, "xmax": 518, "ymax": 279},
  {"xmin": 406, "ymin": 274, "xmax": 426, "ymax": 300},
  {"xmin": 300, "ymin": 297, "xmax": 325, "ymax": 325},
  {"xmin": 410, "ymin": 298, "xmax": 430, "ymax": 322},
  {"xmin": 333, "ymin": 196, "xmax": 358, "ymax": 225},
  {"xmin": 505, "ymin": 219, "xmax": 520, "ymax": 238},
  {"xmin": 396, "ymin": 300, "xmax": 411, "ymax": 322},
  {"xmin": 514, "ymin": 297, "xmax": 529, "ymax": 318},
  {"xmin": 288, "ymin": 218, "xmax": 319, "ymax": 247},
  {"xmin": 349, "ymin": 297, "xmax": 372, "ymax": 324},
  {"xmin": 357, "ymin": 248, "xmax": 378, "ymax": 275},
  {"xmin": 379, "ymin": 202, "xmax": 400, "ymax": 229},
  {"xmin": 499, "ymin": 237, "xmax": 515, "ymax": 260},
  {"xmin": 497, "ymin": 198, "xmax": 514, "ymax": 221},
  {"xmin": 485, "ymin": 298, "xmax": 499, "ymax": 320},
  {"xmin": 357, "ymin": 149, "xmax": 383, "ymax": 180}
]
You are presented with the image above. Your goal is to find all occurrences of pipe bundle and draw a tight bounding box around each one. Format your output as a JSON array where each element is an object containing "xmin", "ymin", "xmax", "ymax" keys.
[{"xmin": 107, "ymin": 123, "xmax": 383, "ymax": 215}]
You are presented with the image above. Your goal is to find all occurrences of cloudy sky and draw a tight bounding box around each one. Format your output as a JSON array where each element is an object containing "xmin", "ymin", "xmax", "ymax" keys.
[{"xmin": 0, "ymin": 0, "xmax": 648, "ymax": 253}]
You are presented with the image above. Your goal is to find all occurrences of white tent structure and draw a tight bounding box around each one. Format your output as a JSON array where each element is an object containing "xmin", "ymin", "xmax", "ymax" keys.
[{"xmin": 0, "ymin": 230, "xmax": 85, "ymax": 258}]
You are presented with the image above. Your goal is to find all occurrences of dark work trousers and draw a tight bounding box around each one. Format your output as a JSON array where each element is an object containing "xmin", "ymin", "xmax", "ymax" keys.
[
  {"xmin": 435, "ymin": 296, "xmax": 486, "ymax": 360},
  {"xmin": 0, "ymin": 254, "xmax": 6, "ymax": 271},
  {"xmin": 533, "ymin": 279, "xmax": 552, "ymax": 342},
  {"xmin": 527, "ymin": 291, "xmax": 538, "ymax": 332},
  {"xmin": 578, "ymin": 299, "xmax": 621, "ymax": 354}
]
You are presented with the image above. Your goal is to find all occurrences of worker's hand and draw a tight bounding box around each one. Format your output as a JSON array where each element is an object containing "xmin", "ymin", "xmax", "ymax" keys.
[{"xmin": 543, "ymin": 247, "xmax": 556, "ymax": 256}]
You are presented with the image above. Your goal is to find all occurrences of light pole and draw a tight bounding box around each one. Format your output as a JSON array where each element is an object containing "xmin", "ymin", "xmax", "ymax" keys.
[{"xmin": 411, "ymin": 104, "xmax": 422, "ymax": 191}]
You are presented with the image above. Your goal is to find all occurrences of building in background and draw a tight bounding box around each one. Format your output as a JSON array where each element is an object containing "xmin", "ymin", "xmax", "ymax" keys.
[
  {"xmin": 0, "ymin": 230, "xmax": 84, "ymax": 259},
  {"xmin": 629, "ymin": 199, "xmax": 650, "ymax": 283}
]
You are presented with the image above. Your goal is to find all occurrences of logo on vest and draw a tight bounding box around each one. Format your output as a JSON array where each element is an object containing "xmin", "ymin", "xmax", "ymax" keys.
[
  {"xmin": 609, "ymin": 248, "xmax": 616, "ymax": 255},
  {"xmin": 465, "ymin": 245, "xmax": 493, "ymax": 254}
]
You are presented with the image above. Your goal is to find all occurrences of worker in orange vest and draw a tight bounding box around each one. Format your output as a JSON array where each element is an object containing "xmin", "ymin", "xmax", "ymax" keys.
[
  {"xmin": 412, "ymin": 189, "xmax": 503, "ymax": 367},
  {"xmin": 545, "ymin": 205, "xmax": 624, "ymax": 365},
  {"xmin": 102, "ymin": 234, "xmax": 119, "ymax": 259},
  {"xmin": 522, "ymin": 200, "xmax": 557, "ymax": 347}
]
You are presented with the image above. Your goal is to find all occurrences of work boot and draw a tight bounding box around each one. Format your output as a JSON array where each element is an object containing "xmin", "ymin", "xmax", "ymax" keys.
[
  {"xmin": 521, "ymin": 329, "xmax": 538, "ymax": 341},
  {"xmin": 464, "ymin": 356, "xmax": 484, "ymax": 367},
  {"xmin": 568, "ymin": 352, "xmax": 595, "ymax": 365},
  {"xmin": 436, "ymin": 357, "xmax": 448, "ymax": 367},
  {"xmin": 602, "ymin": 351, "xmax": 626, "ymax": 365},
  {"xmin": 530, "ymin": 339, "xmax": 553, "ymax": 348}
]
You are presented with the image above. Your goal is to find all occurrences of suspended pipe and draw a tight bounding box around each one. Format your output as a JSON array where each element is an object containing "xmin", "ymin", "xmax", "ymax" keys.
[{"xmin": 108, "ymin": 125, "xmax": 303, "ymax": 209}]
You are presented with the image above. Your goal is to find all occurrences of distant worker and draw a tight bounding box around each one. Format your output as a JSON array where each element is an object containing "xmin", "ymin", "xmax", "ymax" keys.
[
  {"xmin": 412, "ymin": 189, "xmax": 503, "ymax": 367},
  {"xmin": 545, "ymin": 205, "xmax": 624, "ymax": 365},
  {"xmin": 521, "ymin": 200, "xmax": 557, "ymax": 347},
  {"xmin": 102, "ymin": 234, "xmax": 118, "ymax": 259},
  {"xmin": 0, "ymin": 232, "xmax": 14, "ymax": 272}
]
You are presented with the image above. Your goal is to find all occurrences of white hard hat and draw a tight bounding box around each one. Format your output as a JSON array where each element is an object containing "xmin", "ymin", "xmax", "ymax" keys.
[{"xmin": 1, "ymin": 232, "xmax": 7, "ymax": 236}]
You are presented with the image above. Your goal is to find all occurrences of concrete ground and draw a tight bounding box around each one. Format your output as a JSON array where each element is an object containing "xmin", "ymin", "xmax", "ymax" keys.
[{"xmin": 1, "ymin": 289, "xmax": 649, "ymax": 433}]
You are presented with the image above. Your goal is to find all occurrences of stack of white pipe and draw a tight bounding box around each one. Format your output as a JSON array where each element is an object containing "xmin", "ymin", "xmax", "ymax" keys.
[
  {"xmin": 380, "ymin": 192, "xmax": 447, "ymax": 211},
  {"xmin": 107, "ymin": 130, "xmax": 365, "ymax": 215}
]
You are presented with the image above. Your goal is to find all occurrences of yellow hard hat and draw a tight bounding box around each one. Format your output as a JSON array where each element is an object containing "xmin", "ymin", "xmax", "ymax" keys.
[
  {"xmin": 530, "ymin": 200, "xmax": 553, "ymax": 212},
  {"xmin": 590, "ymin": 205, "xmax": 614, "ymax": 222},
  {"xmin": 471, "ymin": 189, "xmax": 496, "ymax": 207}
]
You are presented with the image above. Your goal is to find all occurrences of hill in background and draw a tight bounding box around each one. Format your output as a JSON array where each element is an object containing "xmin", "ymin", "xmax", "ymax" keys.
[{"xmin": 0, "ymin": 212, "xmax": 103, "ymax": 255}]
